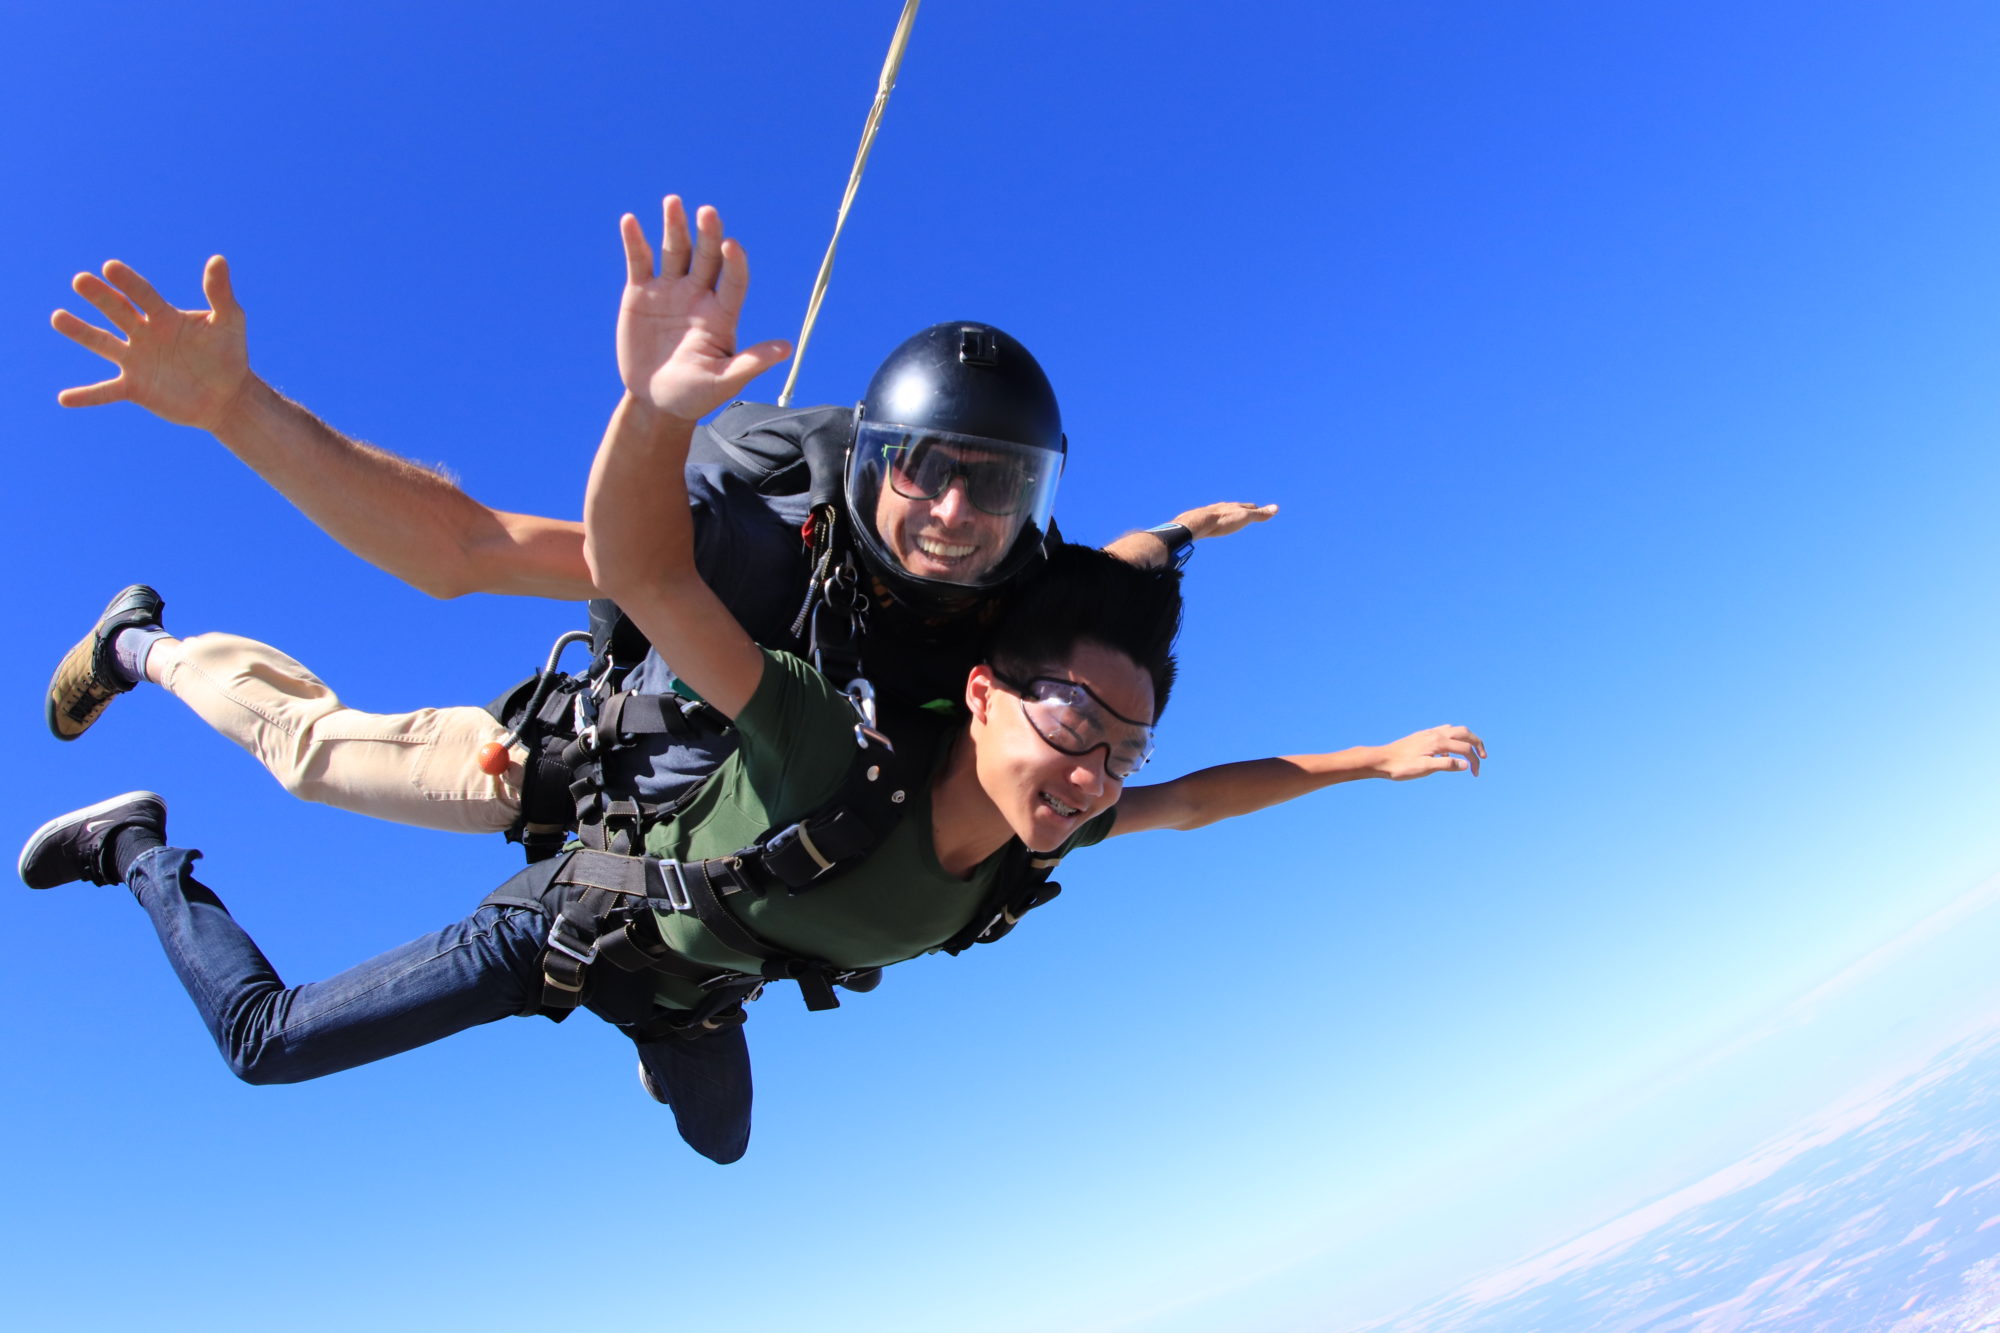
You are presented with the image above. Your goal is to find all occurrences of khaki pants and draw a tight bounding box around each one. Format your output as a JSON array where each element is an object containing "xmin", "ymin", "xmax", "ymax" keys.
[{"xmin": 152, "ymin": 633, "xmax": 522, "ymax": 834}]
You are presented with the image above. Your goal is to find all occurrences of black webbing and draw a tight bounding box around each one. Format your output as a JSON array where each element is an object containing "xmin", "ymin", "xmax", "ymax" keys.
[
  {"xmin": 597, "ymin": 691, "xmax": 693, "ymax": 743},
  {"xmin": 937, "ymin": 844, "xmax": 1065, "ymax": 956}
]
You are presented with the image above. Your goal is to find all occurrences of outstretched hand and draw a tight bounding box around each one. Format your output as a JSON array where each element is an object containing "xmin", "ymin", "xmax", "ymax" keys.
[
  {"xmin": 51, "ymin": 257, "xmax": 252, "ymax": 430},
  {"xmin": 1176, "ymin": 500, "xmax": 1280, "ymax": 542},
  {"xmin": 1373, "ymin": 725, "xmax": 1487, "ymax": 780},
  {"xmin": 617, "ymin": 197, "xmax": 791, "ymax": 422}
]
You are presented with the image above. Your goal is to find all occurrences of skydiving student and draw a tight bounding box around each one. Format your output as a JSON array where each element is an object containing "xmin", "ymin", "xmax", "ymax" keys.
[
  {"xmin": 20, "ymin": 200, "xmax": 1486, "ymax": 1165},
  {"xmin": 45, "ymin": 218, "xmax": 1276, "ymax": 841}
]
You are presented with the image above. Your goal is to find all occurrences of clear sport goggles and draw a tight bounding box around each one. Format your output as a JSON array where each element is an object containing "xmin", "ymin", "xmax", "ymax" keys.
[{"xmin": 989, "ymin": 668, "xmax": 1156, "ymax": 779}]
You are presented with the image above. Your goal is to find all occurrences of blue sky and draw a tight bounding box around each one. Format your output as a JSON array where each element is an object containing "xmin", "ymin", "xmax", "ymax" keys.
[{"xmin": 5, "ymin": 3, "xmax": 2000, "ymax": 1329}]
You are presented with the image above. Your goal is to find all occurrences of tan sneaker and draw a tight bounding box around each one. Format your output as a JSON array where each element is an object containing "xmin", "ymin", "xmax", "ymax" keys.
[{"xmin": 46, "ymin": 585, "xmax": 165, "ymax": 741}]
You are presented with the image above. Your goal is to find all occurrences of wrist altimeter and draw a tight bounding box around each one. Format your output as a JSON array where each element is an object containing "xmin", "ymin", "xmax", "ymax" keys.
[{"xmin": 1144, "ymin": 522, "xmax": 1194, "ymax": 569}]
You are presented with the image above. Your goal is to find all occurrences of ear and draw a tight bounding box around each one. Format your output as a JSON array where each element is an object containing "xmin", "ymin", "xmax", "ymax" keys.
[{"xmin": 966, "ymin": 664, "xmax": 997, "ymax": 724}]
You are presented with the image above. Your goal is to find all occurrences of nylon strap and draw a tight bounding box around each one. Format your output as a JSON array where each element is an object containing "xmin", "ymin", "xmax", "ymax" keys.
[{"xmin": 775, "ymin": 0, "xmax": 923, "ymax": 407}]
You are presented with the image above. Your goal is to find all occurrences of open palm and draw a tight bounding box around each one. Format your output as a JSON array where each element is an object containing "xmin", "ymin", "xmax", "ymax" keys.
[
  {"xmin": 52, "ymin": 256, "xmax": 252, "ymax": 431},
  {"xmin": 617, "ymin": 196, "xmax": 790, "ymax": 422}
]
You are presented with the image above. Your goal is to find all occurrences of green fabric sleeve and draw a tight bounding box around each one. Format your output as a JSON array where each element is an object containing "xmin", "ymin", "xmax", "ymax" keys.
[{"xmin": 727, "ymin": 649, "xmax": 861, "ymax": 823}]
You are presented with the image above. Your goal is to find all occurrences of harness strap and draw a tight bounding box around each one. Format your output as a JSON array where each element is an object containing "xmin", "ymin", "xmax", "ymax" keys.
[
  {"xmin": 599, "ymin": 690, "xmax": 700, "ymax": 743},
  {"xmin": 760, "ymin": 804, "xmax": 891, "ymax": 890},
  {"xmin": 484, "ymin": 848, "xmax": 851, "ymax": 1016},
  {"xmin": 567, "ymin": 687, "xmax": 728, "ymax": 856},
  {"xmin": 938, "ymin": 847, "xmax": 1066, "ymax": 956},
  {"xmin": 668, "ymin": 857, "xmax": 767, "ymax": 958},
  {"xmin": 648, "ymin": 856, "xmax": 842, "ymax": 1013},
  {"xmin": 482, "ymin": 850, "xmax": 679, "ymax": 1015},
  {"xmin": 629, "ymin": 986, "xmax": 757, "ymax": 1042}
]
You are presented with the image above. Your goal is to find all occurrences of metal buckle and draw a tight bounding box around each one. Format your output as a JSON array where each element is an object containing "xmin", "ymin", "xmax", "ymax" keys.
[
  {"xmin": 545, "ymin": 913, "xmax": 599, "ymax": 967},
  {"xmin": 572, "ymin": 690, "xmax": 600, "ymax": 757},
  {"xmin": 655, "ymin": 859, "xmax": 694, "ymax": 914},
  {"xmin": 809, "ymin": 553, "xmax": 871, "ymax": 680},
  {"xmin": 843, "ymin": 677, "xmax": 894, "ymax": 752}
]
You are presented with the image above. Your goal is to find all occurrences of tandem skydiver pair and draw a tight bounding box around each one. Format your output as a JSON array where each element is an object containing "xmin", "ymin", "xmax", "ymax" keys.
[{"xmin": 26, "ymin": 197, "xmax": 1486, "ymax": 1163}]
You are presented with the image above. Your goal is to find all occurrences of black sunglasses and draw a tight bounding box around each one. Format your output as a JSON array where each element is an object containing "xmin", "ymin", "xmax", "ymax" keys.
[{"xmin": 883, "ymin": 439, "xmax": 1038, "ymax": 516}]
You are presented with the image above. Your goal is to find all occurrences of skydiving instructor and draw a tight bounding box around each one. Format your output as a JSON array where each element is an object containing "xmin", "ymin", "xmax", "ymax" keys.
[{"xmin": 45, "ymin": 210, "xmax": 1277, "ymax": 837}]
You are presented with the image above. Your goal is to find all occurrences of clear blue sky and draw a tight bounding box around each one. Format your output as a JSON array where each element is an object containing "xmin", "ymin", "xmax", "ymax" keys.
[{"xmin": 5, "ymin": 3, "xmax": 1999, "ymax": 1329}]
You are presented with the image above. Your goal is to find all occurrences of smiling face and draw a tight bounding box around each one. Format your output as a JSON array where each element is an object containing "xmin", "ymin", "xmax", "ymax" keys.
[
  {"xmin": 965, "ymin": 639, "xmax": 1158, "ymax": 852},
  {"xmin": 871, "ymin": 441, "xmax": 1030, "ymax": 584}
]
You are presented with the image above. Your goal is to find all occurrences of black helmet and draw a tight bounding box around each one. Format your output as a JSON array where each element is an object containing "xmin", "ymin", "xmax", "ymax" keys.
[{"xmin": 844, "ymin": 322, "xmax": 1066, "ymax": 597}]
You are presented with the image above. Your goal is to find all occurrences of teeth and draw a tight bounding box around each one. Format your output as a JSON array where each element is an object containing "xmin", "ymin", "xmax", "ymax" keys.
[
  {"xmin": 918, "ymin": 537, "xmax": 976, "ymax": 559},
  {"xmin": 1042, "ymin": 793, "xmax": 1079, "ymax": 817}
]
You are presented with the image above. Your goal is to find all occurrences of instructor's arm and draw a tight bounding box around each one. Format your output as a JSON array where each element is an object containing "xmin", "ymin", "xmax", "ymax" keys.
[{"xmin": 52, "ymin": 256, "xmax": 595, "ymax": 600}]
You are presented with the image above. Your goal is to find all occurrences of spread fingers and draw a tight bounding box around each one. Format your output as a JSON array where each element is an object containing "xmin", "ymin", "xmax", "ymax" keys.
[
  {"xmin": 102, "ymin": 260, "xmax": 171, "ymax": 317},
  {"xmin": 71, "ymin": 272, "xmax": 141, "ymax": 334},
  {"xmin": 56, "ymin": 376, "xmax": 128, "ymax": 408},
  {"xmin": 687, "ymin": 204, "xmax": 725, "ymax": 289},
  {"xmin": 620, "ymin": 213, "xmax": 655, "ymax": 285},
  {"xmin": 51, "ymin": 308, "xmax": 127, "ymax": 360},
  {"xmin": 657, "ymin": 195, "xmax": 692, "ymax": 277}
]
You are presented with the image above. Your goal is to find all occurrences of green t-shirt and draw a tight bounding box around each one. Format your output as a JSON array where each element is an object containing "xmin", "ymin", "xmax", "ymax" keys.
[{"xmin": 641, "ymin": 649, "xmax": 1115, "ymax": 1007}]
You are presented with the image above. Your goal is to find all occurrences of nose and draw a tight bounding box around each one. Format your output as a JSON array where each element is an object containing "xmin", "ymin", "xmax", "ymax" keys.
[
  {"xmin": 929, "ymin": 477, "xmax": 972, "ymax": 524},
  {"xmin": 1068, "ymin": 754, "xmax": 1108, "ymax": 799}
]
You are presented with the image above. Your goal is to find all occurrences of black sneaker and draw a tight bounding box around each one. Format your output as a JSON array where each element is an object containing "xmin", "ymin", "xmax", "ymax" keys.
[
  {"xmin": 46, "ymin": 584, "xmax": 167, "ymax": 742},
  {"xmin": 18, "ymin": 791, "xmax": 167, "ymax": 889}
]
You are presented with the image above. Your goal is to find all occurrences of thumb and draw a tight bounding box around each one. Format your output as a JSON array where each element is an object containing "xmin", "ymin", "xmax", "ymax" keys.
[
  {"xmin": 203, "ymin": 255, "xmax": 242, "ymax": 320},
  {"xmin": 719, "ymin": 339, "xmax": 792, "ymax": 394}
]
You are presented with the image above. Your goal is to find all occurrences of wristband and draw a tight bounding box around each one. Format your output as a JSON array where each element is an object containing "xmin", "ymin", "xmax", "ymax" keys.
[{"xmin": 1145, "ymin": 522, "xmax": 1195, "ymax": 569}]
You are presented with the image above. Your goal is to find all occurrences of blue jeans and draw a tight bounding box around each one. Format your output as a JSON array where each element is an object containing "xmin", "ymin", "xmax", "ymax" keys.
[
  {"xmin": 124, "ymin": 845, "xmax": 754, "ymax": 1163},
  {"xmin": 126, "ymin": 846, "xmax": 547, "ymax": 1084}
]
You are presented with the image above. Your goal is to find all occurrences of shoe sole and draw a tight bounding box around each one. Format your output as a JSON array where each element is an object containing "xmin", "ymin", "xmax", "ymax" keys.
[
  {"xmin": 46, "ymin": 636, "xmax": 116, "ymax": 741},
  {"xmin": 18, "ymin": 790, "xmax": 166, "ymax": 889}
]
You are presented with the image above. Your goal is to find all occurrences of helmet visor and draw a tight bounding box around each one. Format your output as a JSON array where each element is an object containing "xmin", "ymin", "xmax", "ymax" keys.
[
  {"xmin": 847, "ymin": 421, "xmax": 1063, "ymax": 590},
  {"xmin": 887, "ymin": 436, "xmax": 1044, "ymax": 515}
]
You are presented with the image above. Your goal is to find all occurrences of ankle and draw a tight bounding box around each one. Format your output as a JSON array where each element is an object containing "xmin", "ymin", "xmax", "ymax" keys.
[
  {"xmin": 107, "ymin": 824, "xmax": 166, "ymax": 883},
  {"xmin": 108, "ymin": 626, "xmax": 172, "ymax": 688},
  {"xmin": 140, "ymin": 633, "xmax": 184, "ymax": 685}
]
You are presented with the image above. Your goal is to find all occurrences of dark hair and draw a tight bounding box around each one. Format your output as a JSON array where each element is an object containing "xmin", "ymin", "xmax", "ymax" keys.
[{"xmin": 987, "ymin": 542, "xmax": 1182, "ymax": 719}]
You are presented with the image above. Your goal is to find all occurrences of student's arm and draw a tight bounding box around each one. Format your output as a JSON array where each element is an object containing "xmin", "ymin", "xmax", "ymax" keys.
[
  {"xmin": 1109, "ymin": 725, "xmax": 1486, "ymax": 836},
  {"xmin": 52, "ymin": 256, "xmax": 597, "ymax": 600},
  {"xmin": 1102, "ymin": 501, "xmax": 1280, "ymax": 568},
  {"xmin": 581, "ymin": 198, "xmax": 792, "ymax": 721}
]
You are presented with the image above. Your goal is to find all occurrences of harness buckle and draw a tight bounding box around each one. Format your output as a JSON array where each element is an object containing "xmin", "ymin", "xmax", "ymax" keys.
[
  {"xmin": 545, "ymin": 912, "xmax": 599, "ymax": 967},
  {"xmin": 571, "ymin": 688, "xmax": 600, "ymax": 757},
  {"xmin": 655, "ymin": 859, "xmax": 694, "ymax": 914},
  {"xmin": 843, "ymin": 678, "xmax": 895, "ymax": 753},
  {"xmin": 695, "ymin": 971, "xmax": 763, "ymax": 997}
]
